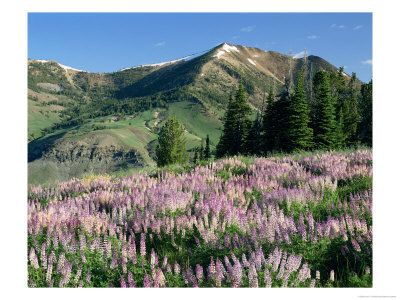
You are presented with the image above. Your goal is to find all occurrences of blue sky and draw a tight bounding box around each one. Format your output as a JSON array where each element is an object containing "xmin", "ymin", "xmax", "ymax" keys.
[{"xmin": 28, "ymin": 13, "xmax": 372, "ymax": 82}]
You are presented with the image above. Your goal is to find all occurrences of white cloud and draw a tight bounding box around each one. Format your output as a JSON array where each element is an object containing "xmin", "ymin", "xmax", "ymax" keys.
[
  {"xmin": 241, "ymin": 25, "xmax": 256, "ymax": 32},
  {"xmin": 331, "ymin": 24, "xmax": 345, "ymax": 29},
  {"xmin": 154, "ymin": 41, "xmax": 166, "ymax": 47},
  {"xmin": 362, "ymin": 59, "xmax": 373, "ymax": 65},
  {"xmin": 307, "ymin": 35, "xmax": 318, "ymax": 39},
  {"xmin": 353, "ymin": 25, "xmax": 363, "ymax": 30},
  {"xmin": 293, "ymin": 50, "xmax": 306, "ymax": 59}
]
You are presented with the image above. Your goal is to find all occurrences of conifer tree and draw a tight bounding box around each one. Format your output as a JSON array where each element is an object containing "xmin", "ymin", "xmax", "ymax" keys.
[
  {"xmin": 359, "ymin": 80, "xmax": 372, "ymax": 146},
  {"xmin": 204, "ymin": 134, "xmax": 211, "ymax": 160},
  {"xmin": 312, "ymin": 70, "xmax": 337, "ymax": 149},
  {"xmin": 287, "ymin": 66, "xmax": 313, "ymax": 152},
  {"xmin": 216, "ymin": 84, "xmax": 251, "ymax": 158},
  {"xmin": 193, "ymin": 148, "xmax": 198, "ymax": 164},
  {"xmin": 216, "ymin": 94, "xmax": 235, "ymax": 158},
  {"xmin": 199, "ymin": 140, "xmax": 204, "ymax": 161},
  {"xmin": 155, "ymin": 117, "xmax": 187, "ymax": 167},
  {"xmin": 262, "ymin": 85, "xmax": 278, "ymax": 153},
  {"xmin": 343, "ymin": 73, "xmax": 360, "ymax": 147}
]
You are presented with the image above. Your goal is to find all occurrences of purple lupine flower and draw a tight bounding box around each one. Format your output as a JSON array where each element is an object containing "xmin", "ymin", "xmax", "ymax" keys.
[
  {"xmin": 120, "ymin": 276, "xmax": 127, "ymax": 288},
  {"xmin": 207, "ymin": 257, "xmax": 216, "ymax": 282},
  {"xmin": 166, "ymin": 263, "xmax": 172, "ymax": 273},
  {"xmin": 41, "ymin": 243, "xmax": 47, "ymax": 269},
  {"xmin": 128, "ymin": 271, "xmax": 136, "ymax": 287},
  {"xmin": 248, "ymin": 263, "xmax": 258, "ymax": 288},
  {"xmin": 232, "ymin": 261, "xmax": 243, "ymax": 287},
  {"xmin": 310, "ymin": 279, "xmax": 316, "ymax": 288},
  {"xmin": 140, "ymin": 233, "xmax": 146, "ymax": 257},
  {"xmin": 264, "ymin": 268, "xmax": 272, "ymax": 288},
  {"xmin": 351, "ymin": 238, "xmax": 362, "ymax": 252},
  {"xmin": 215, "ymin": 258, "xmax": 224, "ymax": 287},
  {"xmin": 242, "ymin": 253, "xmax": 250, "ymax": 268},
  {"xmin": 85, "ymin": 270, "xmax": 91, "ymax": 283},
  {"xmin": 143, "ymin": 273, "xmax": 152, "ymax": 288},
  {"xmin": 195, "ymin": 264, "xmax": 204, "ymax": 284}
]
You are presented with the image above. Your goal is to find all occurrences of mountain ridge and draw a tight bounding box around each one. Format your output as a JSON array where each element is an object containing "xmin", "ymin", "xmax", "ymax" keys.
[{"xmin": 28, "ymin": 42, "xmax": 353, "ymax": 185}]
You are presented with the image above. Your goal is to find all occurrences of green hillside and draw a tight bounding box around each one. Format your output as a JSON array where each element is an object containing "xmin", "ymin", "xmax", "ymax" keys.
[{"xmin": 28, "ymin": 43, "xmax": 352, "ymax": 185}]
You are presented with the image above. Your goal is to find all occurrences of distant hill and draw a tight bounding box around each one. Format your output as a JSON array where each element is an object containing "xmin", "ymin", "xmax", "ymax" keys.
[{"xmin": 28, "ymin": 43, "xmax": 352, "ymax": 184}]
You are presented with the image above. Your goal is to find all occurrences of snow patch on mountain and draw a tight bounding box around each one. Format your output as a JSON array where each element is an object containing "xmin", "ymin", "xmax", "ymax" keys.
[
  {"xmin": 253, "ymin": 55, "xmax": 259, "ymax": 57},
  {"xmin": 119, "ymin": 56, "xmax": 190, "ymax": 71},
  {"xmin": 222, "ymin": 43, "xmax": 239, "ymax": 53},
  {"xmin": 247, "ymin": 58, "xmax": 256, "ymax": 66},
  {"xmin": 58, "ymin": 63, "xmax": 85, "ymax": 72},
  {"xmin": 213, "ymin": 50, "xmax": 225, "ymax": 59},
  {"xmin": 34, "ymin": 60, "xmax": 85, "ymax": 72},
  {"xmin": 213, "ymin": 43, "xmax": 240, "ymax": 59}
]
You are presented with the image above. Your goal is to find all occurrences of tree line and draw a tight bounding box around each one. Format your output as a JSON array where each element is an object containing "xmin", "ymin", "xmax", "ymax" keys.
[{"xmin": 216, "ymin": 67, "xmax": 372, "ymax": 158}]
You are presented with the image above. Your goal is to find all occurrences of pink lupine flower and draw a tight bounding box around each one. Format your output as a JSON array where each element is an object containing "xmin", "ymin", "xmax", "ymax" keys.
[
  {"xmin": 73, "ymin": 266, "xmax": 82, "ymax": 285},
  {"xmin": 29, "ymin": 248, "xmax": 39, "ymax": 269},
  {"xmin": 46, "ymin": 263, "xmax": 53, "ymax": 283},
  {"xmin": 330, "ymin": 270, "xmax": 335, "ymax": 282},
  {"xmin": 316, "ymin": 270, "xmax": 320, "ymax": 280},
  {"xmin": 174, "ymin": 262, "xmax": 181, "ymax": 275}
]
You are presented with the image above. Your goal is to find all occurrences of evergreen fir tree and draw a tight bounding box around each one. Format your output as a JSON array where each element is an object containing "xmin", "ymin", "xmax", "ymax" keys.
[
  {"xmin": 262, "ymin": 85, "xmax": 277, "ymax": 153},
  {"xmin": 232, "ymin": 83, "xmax": 252, "ymax": 154},
  {"xmin": 193, "ymin": 148, "xmax": 198, "ymax": 164},
  {"xmin": 312, "ymin": 70, "xmax": 337, "ymax": 150},
  {"xmin": 359, "ymin": 80, "xmax": 372, "ymax": 146},
  {"xmin": 199, "ymin": 140, "xmax": 204, "ymax": 161},
  {"xmin": 272, "ymin": 85, "xmax": 292, "ymax": 152},
  {"xmin": 216, "ymin": 84, "xmax": 251, "ymax": 158},
  {"xmin": 155, "ymin": 117, "xmax": 187, "ymax": 167},
  {"xmin": 343, "ymin": 73, "xmax": 360, "ymax": 147},
  {"xmin": 216, "ymin": 94, "xmax": 235, "ymax": 158},
  {"xmin": 204, "ymin": 134, "xmax": 211, "ymax": 159},
  {"xmin": 287, "ymin": 66, "xmax": 314, "ymax": 152}
]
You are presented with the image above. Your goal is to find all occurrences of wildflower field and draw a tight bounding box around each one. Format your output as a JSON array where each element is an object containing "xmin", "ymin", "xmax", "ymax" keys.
[{"xmin": 27, "ymin": 149, "xmax": 372, "ymax": 288}]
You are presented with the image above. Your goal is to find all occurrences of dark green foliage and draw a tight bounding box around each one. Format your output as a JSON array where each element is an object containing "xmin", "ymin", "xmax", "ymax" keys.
[
  {"xmin": 204, "ymin": 134, "xmax": 211, "ymax": 159},
  {"xmin": 359, "ymin": 80, "xmax": 372, "ymax": 146},
  {"xmin": 262, "ymin": 86, "xmax": 278, "ymax": 153},
  {"xmin": 216, "ymin": 84, "xmax": 252, "ymax": 158},
  {"xmin": 312, "ymin": 70, "xmax": 337, "ymax": 149},
  {"xmin": 199, "ymin": 140, "xmax": 204, "ymax": 161},
  {"xmin": 342, "ymin": 73, "xmax": 360, "ymax": 147},
  {"xmin": 155, "ymin": 117, "xmax": 187, "ymax": 167},
  {"xmin": 287, "ymin": 66, "xmax": 314, "ymax": 152}
]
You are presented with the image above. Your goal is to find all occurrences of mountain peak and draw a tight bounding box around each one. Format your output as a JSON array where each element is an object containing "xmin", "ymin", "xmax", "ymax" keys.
[{"xmin": 212, "ymin": 43, "xmax": 240, "ymax": 59}]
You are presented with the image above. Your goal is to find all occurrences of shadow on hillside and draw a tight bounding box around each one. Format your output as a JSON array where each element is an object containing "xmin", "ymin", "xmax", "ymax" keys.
[{"xmin": 28, "ymin": 131, "xmax": 67, "ymax": 162}]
